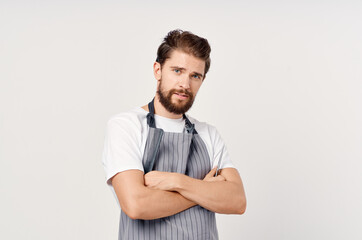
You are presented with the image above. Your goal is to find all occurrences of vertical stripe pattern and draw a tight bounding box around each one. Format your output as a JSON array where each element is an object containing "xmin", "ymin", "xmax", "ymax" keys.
[{"xmin": 118, "ymin": 122, "xmax": 218, "ymax": 239}]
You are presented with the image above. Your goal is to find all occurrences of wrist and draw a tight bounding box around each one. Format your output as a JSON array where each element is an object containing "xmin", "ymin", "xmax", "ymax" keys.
[{"xmin": 171, "ymin": 173, "xmax": 186, "ymax": 192}]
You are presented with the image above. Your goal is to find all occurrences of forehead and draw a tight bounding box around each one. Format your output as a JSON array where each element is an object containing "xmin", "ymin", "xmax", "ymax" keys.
[{"xmin": 164, "ymin": 50, "xmax": 205, "ymax": 73}]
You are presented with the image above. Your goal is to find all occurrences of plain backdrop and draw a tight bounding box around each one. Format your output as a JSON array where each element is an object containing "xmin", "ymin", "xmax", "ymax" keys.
[{"xmin": 1, "ymin": 1, "xmax": 361, "ymax": 239}]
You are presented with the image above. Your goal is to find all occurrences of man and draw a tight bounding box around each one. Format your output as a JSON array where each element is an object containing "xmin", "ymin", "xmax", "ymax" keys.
[{"xmin": 102, "ymin": 29, "xmax": 246, "ymax": 240}]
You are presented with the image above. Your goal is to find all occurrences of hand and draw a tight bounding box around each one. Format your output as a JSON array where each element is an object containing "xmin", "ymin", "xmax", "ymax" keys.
[
  {"xmin": 144, "ymin": 171, "xmax": 180, "ymax": 191},
  {"xmin": 203, "ymin": 167, "xmax": 226, "ymax": 182}
]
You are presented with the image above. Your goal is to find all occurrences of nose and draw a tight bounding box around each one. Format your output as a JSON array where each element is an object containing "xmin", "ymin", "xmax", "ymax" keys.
[{"xmin": 178, "ymin": 75, "xmax": 191, "ymax": 89}]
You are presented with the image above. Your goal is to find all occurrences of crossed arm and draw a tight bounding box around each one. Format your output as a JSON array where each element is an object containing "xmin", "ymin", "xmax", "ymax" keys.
[{"xmin": 112, "ymin": 167, "xmax": 246, "ymax": 220}]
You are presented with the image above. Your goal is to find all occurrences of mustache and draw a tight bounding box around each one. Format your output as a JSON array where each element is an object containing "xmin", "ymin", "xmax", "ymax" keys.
[{"xmin": 169, "ymin": 89, "xmax": 192, "ymax": 97}]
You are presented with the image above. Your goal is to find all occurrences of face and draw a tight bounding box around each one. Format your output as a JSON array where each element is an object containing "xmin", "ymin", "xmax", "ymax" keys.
[{"xmin": 154, "ymin": 50, "xmax": 205, "ymax": 115}]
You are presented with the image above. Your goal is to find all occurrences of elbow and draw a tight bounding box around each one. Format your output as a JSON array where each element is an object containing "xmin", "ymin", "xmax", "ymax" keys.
[
  {"xmin": 121, "ymin": 198, "xmax": 145, "ymax": 220},
  {"xmin": 124, "ymin": 208, "xmax": 141, "ymax": 220},
  {"xmin": 232, "ymin": 195, "xmax": 246, "ymax": 215},
  {"xmin": 218, "ymin": 194, "xmax": 246, "ymax": 214},
  {"xmin": 237, "ymin": 196, "xmax": 247, "ymax": 215}
]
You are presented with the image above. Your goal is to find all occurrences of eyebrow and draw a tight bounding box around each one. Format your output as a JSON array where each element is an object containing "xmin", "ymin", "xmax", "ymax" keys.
[{"xmin": 170, "ymin": 66, "xmax": 204, "ymax": 78}]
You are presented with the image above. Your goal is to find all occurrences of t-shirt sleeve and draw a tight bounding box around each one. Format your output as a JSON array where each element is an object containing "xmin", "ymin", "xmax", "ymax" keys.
[
  {"xmin": 102, "ymin": 115, "xmax": 144, "ymax": 186},
  {"xmin": 210, "ymin": 126, "xmax": 236, "ymax": 170}
]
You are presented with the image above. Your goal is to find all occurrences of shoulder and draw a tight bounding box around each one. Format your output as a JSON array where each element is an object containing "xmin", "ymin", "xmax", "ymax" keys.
[
  {"xmin": 186, "ymin": 115, "xmax": 219, "ymax": 140},
  {"xmin": 107, "ymin": 107, "xmax": 148, "ymax": 133}
]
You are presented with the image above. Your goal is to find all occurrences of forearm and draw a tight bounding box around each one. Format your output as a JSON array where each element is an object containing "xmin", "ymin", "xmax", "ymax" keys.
[
  {"xmin": 174, "ymin": 175, "xmax": 246, "ymax": 214},
  {"xmin": 112, "ymin": 170, "xmax": 197, "ymax": 221},
  {"xmin": 132, "ymin": 186, "xmax": 196, "ymax": 220},
  {"xmin": 143, "ymin": 168, "xmax": 246, "ymax": 215}
]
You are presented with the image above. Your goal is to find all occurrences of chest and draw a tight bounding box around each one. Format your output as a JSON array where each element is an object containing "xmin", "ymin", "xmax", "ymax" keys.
[{"xmin": 142, "ymin": 128, "xmax": 211, "ymax": 179}]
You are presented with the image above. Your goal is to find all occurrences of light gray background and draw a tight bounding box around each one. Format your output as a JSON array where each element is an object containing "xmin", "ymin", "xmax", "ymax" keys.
[{"xmin": 1, "ymin": 1, "xmax": 361, "ymax": 239}]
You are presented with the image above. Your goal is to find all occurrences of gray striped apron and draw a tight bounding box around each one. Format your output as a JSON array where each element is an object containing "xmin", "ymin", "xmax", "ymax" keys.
[{"xmin": 118, "ymin": 99, "xmax": 218, "ymax": 240}]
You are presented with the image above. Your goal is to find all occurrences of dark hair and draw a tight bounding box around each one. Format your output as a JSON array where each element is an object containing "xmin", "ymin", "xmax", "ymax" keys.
[{"xmin": 156, "ymin": 29, "xmax": 211, "ymax": 77}]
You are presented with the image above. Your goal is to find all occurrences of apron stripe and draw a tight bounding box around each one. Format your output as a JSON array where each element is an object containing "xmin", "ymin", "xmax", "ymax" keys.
[{"xmin": 118, "ymin": 99, "xmax": 218, "ymax": 239}]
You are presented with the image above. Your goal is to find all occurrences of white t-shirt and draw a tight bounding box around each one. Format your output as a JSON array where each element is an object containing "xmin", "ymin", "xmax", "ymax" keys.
[{"xmin": 102, "ymin": 107, "xmax": 235, "ymax": 203}]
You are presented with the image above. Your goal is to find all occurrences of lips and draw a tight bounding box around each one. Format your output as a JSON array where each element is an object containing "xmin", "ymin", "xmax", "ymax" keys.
[
  {"xmin": 175, "ymin": 92, "xmax": 188, "ymax": 97},
  {"xmin": 174, "ymin": 92, "xmax": 189, "ymax": 99}
]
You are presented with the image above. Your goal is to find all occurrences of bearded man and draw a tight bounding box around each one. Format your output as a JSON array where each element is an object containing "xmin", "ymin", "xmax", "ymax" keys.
[{"xmin": 102, "ymin": 29, "xmax": 246, "ymax": 240}]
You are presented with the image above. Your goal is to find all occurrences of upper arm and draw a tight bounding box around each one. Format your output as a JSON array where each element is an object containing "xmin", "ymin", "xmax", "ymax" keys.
[
  {"xmin": 102, "ymin": 116, "xmax": 144, "ymax": 186},
  {"xmin": 207, "ymin": 125, "xmax": 235, "ymax": 170},
  {"xmin": 111, "ymin": 169, "xmax": 147, "ymax": 219},
  {"xmin": 219, "ymin": 167, "xmax": 242, "ymax": 184},
  {"xmin": 219, "ymin": 167, "xmax": 247, "ymax": 212}
]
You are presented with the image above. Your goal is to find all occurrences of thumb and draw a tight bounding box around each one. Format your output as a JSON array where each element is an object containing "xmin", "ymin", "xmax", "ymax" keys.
[{"xmin": 204, "ymin": 167, "xmax": 217, "ymax": 179}]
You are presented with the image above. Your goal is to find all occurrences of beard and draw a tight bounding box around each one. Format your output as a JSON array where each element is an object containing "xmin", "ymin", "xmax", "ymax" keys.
[{"xmin": 156, "ymin": 80, "xmax": 195, "ymax": 115}]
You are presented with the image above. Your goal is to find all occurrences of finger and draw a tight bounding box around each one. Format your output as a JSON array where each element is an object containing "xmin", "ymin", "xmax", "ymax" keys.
[
  {"xmin": 144, "ymin": 177, "xmax": 149, "ymax": 186},
  {"xmin": 204, "ymin": 167, "xmax": 217, "ymax": 179},
  {"xmin": 203, "ymin": 168, "xmax": 216, "ymax": 180},
  {"xmin": 215, "ymin": 175, "xmax": 226, "ymax": 181}
]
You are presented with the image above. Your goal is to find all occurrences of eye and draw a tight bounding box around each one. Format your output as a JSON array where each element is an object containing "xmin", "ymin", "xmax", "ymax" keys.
[
  {"xmin": 174, "ymin": 69, "xmax": 181, "ymax": 73},
  {"xmin": 192, "ymin": 74, "xmax": 200, "ymax": 79}
]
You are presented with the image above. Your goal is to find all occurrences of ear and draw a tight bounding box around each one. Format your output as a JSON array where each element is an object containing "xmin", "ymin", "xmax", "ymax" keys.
[{"xmin": 153, "ymin": 62, "xmax": 162, "ymax": 81}]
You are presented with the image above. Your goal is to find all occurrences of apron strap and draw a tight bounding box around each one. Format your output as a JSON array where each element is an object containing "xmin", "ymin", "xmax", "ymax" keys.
[
  {"xmin": 146, "ymin": 99, "xmax": 156, "ymax": 128},
  {"xmin": 146, "ymin": 98, "xmax": 198, "ymax": 134},
  {"xmin": 183, "ymin": 114, "xmax": 198, "ymax": 134}
]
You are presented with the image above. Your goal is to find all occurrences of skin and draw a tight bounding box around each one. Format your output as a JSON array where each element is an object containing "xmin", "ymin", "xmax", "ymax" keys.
[
  {"xmin": 112, "ymin": 49, "xmax": 247, "ymax": 220},
  {"xmin": 143, "ymin": 49, "xmax": 205, "ymax": 119},
  {"xmin": 144, "ymin": 168, "xmax": 245, "ymax": 214}
]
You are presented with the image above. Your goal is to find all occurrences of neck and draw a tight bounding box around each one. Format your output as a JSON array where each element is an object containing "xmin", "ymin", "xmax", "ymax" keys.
[{"xmin": 145, "ymin": 95, "xmax": 183, "ymax": 119}]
